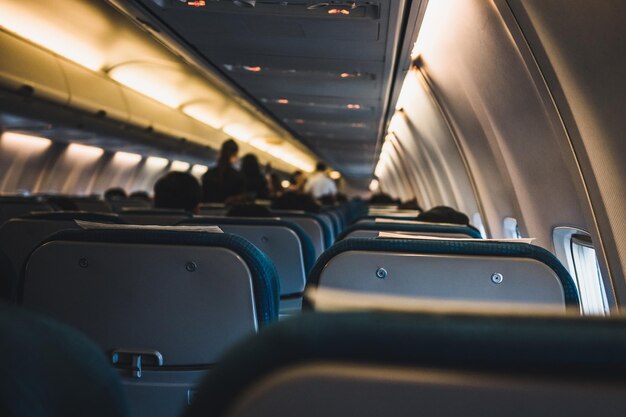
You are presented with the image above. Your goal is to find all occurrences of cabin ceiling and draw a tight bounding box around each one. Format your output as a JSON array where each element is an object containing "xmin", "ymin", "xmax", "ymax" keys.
[{"xmin": 126, "ymin": 0, "xmax": 407, "ymax": 187}]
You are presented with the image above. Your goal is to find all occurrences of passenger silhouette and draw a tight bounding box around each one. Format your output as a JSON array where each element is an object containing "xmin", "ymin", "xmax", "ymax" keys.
[
  {"xmin": 272, "ymin": 191, "xmax": 321, "ymax": 213},
  {"xmin": 417, "ymin": 206, "xmax": 470, "ymax": 226},
  {"xmin": 202, "ymin": 139, "xmax": 245, "ymax": 203},
  {"xmin": 368, "ymin": 193, "xmax": 396, "ymax": 205},
  {"xmin": 304, "ymin": 163, "xmax": 337, "ymax": 199},
  {"xmin": 288, "ymin": 170, "xmax": 306, "ymax": 192},
  {"xmin": 154, "ymin": 172, "xmax": 201, "ymax": 213},
  {"xmin": 241, "ymin": 153, "xmax": 270, "ymax": 199},
  {"xmin": 104, "ymin": 187, "xmax": 126, "ymax": 202}
]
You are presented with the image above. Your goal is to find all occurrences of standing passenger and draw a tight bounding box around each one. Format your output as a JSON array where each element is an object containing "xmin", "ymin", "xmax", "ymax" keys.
[
  {"xmin": 202, "ymin": 139, "xmax": 245, "ymax": 203},
  {"xmin": 241, "ymin": 153, "xmax": 270, "ymax": 199},
  {"xmin": 304, "ymin": 162, "xmax": 337, "ymax": 199}
]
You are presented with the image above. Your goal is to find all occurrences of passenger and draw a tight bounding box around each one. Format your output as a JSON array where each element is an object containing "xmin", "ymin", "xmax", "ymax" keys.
[
  {"xmin": 103, "ymin": 187, "xmax": 126, "ymax": 202},
  {"xmin": 240, "ymin": 154, "xmax": 270, "ymax": 199},
  {"xmin": 318, "ymin": 194, "xmax": 336, "ymax": 206},
  {"xmin": 154, "ymin": 172, "xmax": 201, "ymax": 214},
  {"xmin": 272, "ymin": 191, "xmax": 321, "ymax": 213},
  {"xmin": 202, "ymin": 139, "xmax": 245, "ymax": 203},
  {"xmin": 288, "ymin": 170, "xmax": 306, "ymax": 192},
  {"xmin": 368, "ymin": 192, "xmax": 396, "ymax": 205},
  {"xmin": 417, "ymin": 205, "xmax": 470, "ymax": 226},
  {"xmin": 304, "ymin": 163, "xmax": 337, "ymax": 199},
  {"xmin": 129, "ymin": 190, "xmax": 152, "ymax": 203},
  {"xmin": 268, "ymin": 172, "xmax": 283, "ymax": 198},
  {"xmin": 399, "ymin": 198, "xmax": 423, "ymax": 211},
  {"xmin": 336, "ymin": 193, "xmax": 348, "ymax": 203},
  {"xmin": 227, "ymin": 203, "xmax": 272, "ymax": 218}
]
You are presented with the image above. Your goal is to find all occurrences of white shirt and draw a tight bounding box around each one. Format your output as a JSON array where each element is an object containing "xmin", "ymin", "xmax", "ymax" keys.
[{"xmin": 304, "ymin": 172, "xmax": 337, "ymax": 198}]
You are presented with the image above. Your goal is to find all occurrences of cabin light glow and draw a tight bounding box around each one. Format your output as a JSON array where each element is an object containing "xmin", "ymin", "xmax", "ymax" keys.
[
  {"xmin": 281, "ymin": 180, "xmax": 290, "ymax": 188},
  {"xmin": 1, "ymin": 132, "xmax": 52, "ymax": 152},
  {"xmin": 0, "ymin": 2, "xmax": 104, "ymax": 71},
  {"xmin": 250, "ymin": 138, "xmax": 271, "ymax": 152},
  {"xmin": 277, "ymin": 99, "xmax": 289, "ymax": 104},
  {"xmin": 146, "ymin": 156, "xmax": 169, "ymax": 170},
  {"xmin": 329, "ymin": 171, "xmax": 341, "ymax": 180},
  {"xmin": 108, "ymin": 66, "xmax": 183, "ymax": 109},
  {"xmin": 223, "ymin": 124, "xmax": 253, "ymax": 143},
  {"xmin": 113, "ymin": 151, "xmax": 142, "ymax": 165},
  {"xmin": 243, "ymin": 66, "xmax": 262, "ymax": 72},
  {"xmin": 191, "ymin": 164, "xmax": 209, "ymax": 176},
  {"xmin": 411, "ymin": 0, "xmax": 453, "ymax": 58},
  {"xmin": 171, "ymin": 160, "xmax": 190, "ymax": 171},
  {"xmin": 369, "ymin": 179, "xmax": 380, "ymax": 192},
  {"xmin": 182, "ymin": 104, "xmax": 223, "ymax": 130},
  {"xmin": 66, "ymin": 143, "xmax": 104, "ymax": 159}
]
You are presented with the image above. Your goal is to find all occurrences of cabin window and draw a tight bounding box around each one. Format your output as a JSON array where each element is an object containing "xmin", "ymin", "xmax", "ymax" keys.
[
  {"xmin": 553, "ymin": 227, "xmax": 610, "ymax": 316},
  {"xmin": 502, "ymin": 217, "xmax": 521, "ymax": 239},
  {"xmin": 569, "ymin": 234, "xmax": 609, "ymax": 315}
]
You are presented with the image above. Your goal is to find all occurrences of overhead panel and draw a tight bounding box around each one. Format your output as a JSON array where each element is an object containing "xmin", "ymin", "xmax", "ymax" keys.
[{"xmin": 135, "ymin": 0, "xmax": 405, "ymax": 183}]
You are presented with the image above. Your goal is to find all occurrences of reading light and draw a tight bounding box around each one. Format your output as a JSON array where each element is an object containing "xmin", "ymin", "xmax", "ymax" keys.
[
  {"xmin": 329, "ymin": 170, "xmax": 341, "ymax": 180},
  {"xmin": 187, "ymin": 0, "xmax": 206, "ymax": 6},
  {"xmin": 281, "ymin": 180, "xmax": 291, "ymax": 188},
  {"xmin": 1, "ymin": 132, "xmax": 52, "ymax": 152},
  {"xmin": 171, "ymin": 160, "xmax": 190, "ymax": 171},
  {"xmin": 191, "ymin": 164, "xmax": 209, "ymax": 176},
  {"xmin": 233, "ymin": 0, "xmax": 256, "ymax": 7},
  {"xmin": 369, "ymin": 179, "xmax": 379, "ymax": 192},
  {"xmin": 67, "ymin": 143, "xmax": 104, "ymax": 159},
  {"xmin": 146, "ymin": 156, "xmax": 169, "ymax": 170},
  {"xmin": 243, "ymin": 66, "xmax": 262, "ymax": 72},
  {"xmin": 346, "ymin": 104, "xmax": 361, "ymax": 109},
  {"xmin": 328, "ymin": 9, "xmax": 350, "ymax": 15},
  {"xmin": 340, "ymin": 72, "xmax": 351, "ymax": 78},
  {"xmin": 277, "ymin": 99, "xmax": 289, "ymax": 104},
  {"xmin": 113, "ymin": 151, "xmax": 142, "ymax": 165}
]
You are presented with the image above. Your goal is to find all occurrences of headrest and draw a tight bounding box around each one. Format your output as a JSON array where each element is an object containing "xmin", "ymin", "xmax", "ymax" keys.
[
  {"xmin": 183, "ymin": 311, "xmax": 625, "ymax": 417},
  {"xmin": 337, "ymin": 221, "xmax": 482, "ymax": 240},
  {"xmin": 27, "ymin": 228, "xmax": 280, "ymax": 326},
  {"xmin": 307, "ymin": 238, "xmax": 579, "ymax": 307},
  {"xmin": 0, "ymin": 303, "xmax": 129, "ymax": 417}
]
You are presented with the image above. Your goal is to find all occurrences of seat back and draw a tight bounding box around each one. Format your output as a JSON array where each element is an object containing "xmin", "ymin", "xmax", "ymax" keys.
[
  {"xmin": 70, "ymin": 197, "xmax": 112, "ymax": 213},
  {"xmin": 119, "ymin": 208, "xmax": 192, "ymax": 225},
  {"xmin": 0, "ymin": 303, "xmax": 129, "ymax": 417},
  {"xmin": 20, "ymin": 228, "xmax": 279, "ymax": 417},
  {"xmin": 307, "ymin": 238, "xmax": 579, "ymax": 311},
  {"xmin": 180, "ymin": 217, "xmax": 315, "ymax": 314},
  {"xmin": 338, "ymin": 221, "xmax": 482, "ymax": 240},
  {"xmin": 272, "ymin": 211, "xmax": 333, "ymax": 257},
  {"xmin": 183, "ymin": 312, "xmax": 626, "ymax": 417},
  {"xmin": 0, "ymin": 212, "xmax": 123, "ymax": 300},
  {"xmin": 0, "ymin": 196, "xmax": 54, "ymax": 226}
]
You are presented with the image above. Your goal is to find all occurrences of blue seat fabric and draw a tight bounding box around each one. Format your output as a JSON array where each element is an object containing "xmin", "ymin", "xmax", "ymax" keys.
[
  {"xmin": 307, "ymin": 238, "xmax": 579, "ymax": 307},
  {"xmin": 18, "ymin": 229, "xmax": 280, "ymax": 326}
]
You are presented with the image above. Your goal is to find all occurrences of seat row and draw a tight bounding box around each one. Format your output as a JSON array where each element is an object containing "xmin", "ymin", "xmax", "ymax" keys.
[{"xmin": 0, "ymin": 202, "xmax": 581, "ymax": 417}]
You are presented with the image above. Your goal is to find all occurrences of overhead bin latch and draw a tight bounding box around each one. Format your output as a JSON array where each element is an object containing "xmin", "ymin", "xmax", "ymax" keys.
[{"xmin": 111, "ymin": 349, "xmax": 164, "ymax": 379}]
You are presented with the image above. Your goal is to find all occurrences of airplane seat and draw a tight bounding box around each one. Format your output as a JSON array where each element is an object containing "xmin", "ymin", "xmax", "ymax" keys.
[
  {"xmin": 271, "ymin": 211, "xmax": 334, "ymax": 257},
  {"xmin": 0, "ymin": 303, "xmax": 129, "ymax": 417},
  {"xmin": 19, "ymin": 228, "xmax": 279, "ymax": 417},
  {"xmin": 337, "ymin": 221, "xmax": 482, "ymax": 240},
  {"xmin": 198, "ymin": 203, "xmax": 228, "ymax": 216},
  {"xmin": 109, "ymin": 198, "xmax": 152, "ymax": 212},
  {"xmin": 179, "ymin": 217, "xmax": 315, "ymax": 314},
  {"xmin": 0, "ymin": 211, "xmax": 124, "ymax": 301},
  {"xmin": 70, "ymin": 197, "xmax": 112, "ymax": 213},
  {"xmin": 183, "ymin": 311, "xmax": 626, "ymax": 417},
  {"xmin": 306, "ymin": 238, "xmax": 579, "ymax": 311},
  {"xmin": 118, "ymin": 208, "xmax": 192, "ymax": 225},
  {"xmin": 0, "ymin": 196, "xmax": 54, "ymax": 227}
]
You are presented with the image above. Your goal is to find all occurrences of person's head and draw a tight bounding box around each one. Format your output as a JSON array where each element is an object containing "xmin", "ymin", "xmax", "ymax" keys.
[
  {"xmin": 271, "ymin": 191, "xmax": 321, "ymax": 213},
  {"xmin": 399, "ymin": 198, "xmax": 423, "ymax": 211},
  {"xmin": 154, "ymin": 172, "xmax": 200, "ymax": 213},
  {"xmin": 315, "ymin": 162, "xmax": 327, "ymax": 172},
  {"xmin": 129, "ymin": 191, "xmax": 151, "ymax": 203},
  {"xmin": 368, "ymin": 193, "xmax": 395, "ymax": 205},
  {"xmin": 417, "ymin": 206, "xmax": 470, "ymax": 226},
  {"xmin": 218, "ymin": 139, "xmax": 239, "ymax": 168},
  {"xmin": 104, "ymin": 187, "xmax": 126, "ymax": 202},
  {"xmin": 241, "ymin": 153, "xmax": 261, "ymax": 178}
]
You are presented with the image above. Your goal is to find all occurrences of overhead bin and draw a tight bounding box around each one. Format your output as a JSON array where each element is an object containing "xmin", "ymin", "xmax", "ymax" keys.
[
  {"xmin": 0, "ymin": 31, "xmax": 69, "ymax": 104},
  {"xmin": 59, "ymin": 60, "xmax": 129, "ymax": 123}
]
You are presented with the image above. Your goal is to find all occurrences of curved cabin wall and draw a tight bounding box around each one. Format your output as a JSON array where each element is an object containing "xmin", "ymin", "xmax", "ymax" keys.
[{"xmin": 376, "ymin": 0, "xmax": 625, "ymax": 302}]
